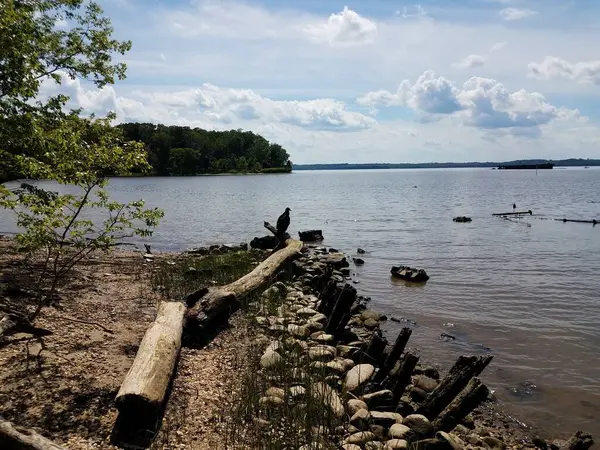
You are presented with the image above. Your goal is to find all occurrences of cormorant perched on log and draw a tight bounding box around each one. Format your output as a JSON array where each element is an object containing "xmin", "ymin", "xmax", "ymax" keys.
[{"xmin": 276, "ymin": 207, "xmax": 291, "ymax": 236}]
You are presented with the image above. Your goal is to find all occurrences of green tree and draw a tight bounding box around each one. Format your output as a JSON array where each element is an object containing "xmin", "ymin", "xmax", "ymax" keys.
[{"xmin": 0, "ymin": 1, "xmax": 163, "ymax": 336}]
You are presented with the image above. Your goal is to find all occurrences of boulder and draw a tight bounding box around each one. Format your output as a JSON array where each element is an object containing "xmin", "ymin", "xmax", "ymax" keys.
[
  {"xmin": 403, "ymin": 414, "xmax": 434, "ymax": 438},
  {"xmin": 482, "ymin": 436, "xmax": 506, "ymax": 450},
  {"xmin": 350, "ymin": 408, "xmax": 371, "ymax": 430},
  {"xmin": 308, "ymin": 345, "xmax": 337, "ymax": 361},
  {"xmin": 289, "ymin": 385, "xmax": 306, "ymax": 399},
  {"xmin": 412, "ymin": 375, "xmax": 439, "ymax": 393},
  {"xmin": 345, "ymin": 364, "xmax": 376, "ymax": 391},
  {"xmin": 384, "ymin": 439, "xmax": 409, "ymax": 450},
  {"xmin": 265, "ymin": 387, "xmax": 285, "ymax": 399},
  {"xmin": 364, "ymin": 318, "xmax": 379, "ymax": 329},
  {"xmin": 347, "ymin": 399, "xmax": 369, "ymax": 415},
  {"xmin": 357, "ymin": 248, "xmax": 366, "ymax": 254},
  {"xmin": 288, "ymin": 324, "xmax": 310, "ymax": 339},
  {"xmin": 389, "ymin": 424, "xmax": 412, "ymax": 440},
  {"xmin": 260, "ymin": 349, "xmax": 283, "ymax": 369},
  {"xmin": 259, "ymin": 396, "xmax": 284, "ymax": 407},
  {"xmin": 250, "ymin": 235, "xmax": 279, "ymax": 250},
  {"xmin": 353, "ymin": 257, "xmax": 365, "ymax": 265},
  {"xmin": 436, "ymin": 432, "xmax": 465, "ymax": 450},
  {"xmin": 365, "ymin": 441, "xmax": 384, "ymax": 450},
  {"xmin": 361, "ymin": 390, "xmax": 394, "ymax": 408},
  {"xmin": 343, "ymin": 446, "xmax": 363, "ymax": 450},
  {"xmin": 344, "ymin": 432, "xmax": 378, "ymax": 446},
  {"xmin": 297, "ymin": 307, "xmax": 318, "ymax": 317},
  {"xmin": 312, "ymin": 382, "xmax": 344, "ymax": 418},
  {"xmin": 390, "ymin": 265, "xmax": 429, "ymax": 283},
  {"xmin": 370, "ymin": 411, "xmax": 403, "ymax": 428},
  {"xmin": 453, "ymin": 216, "xmax": 472, "ymax": 223},
  {"xmin": 299, "ymin": 230, "xmax": 324, "ymax": 242},
  {"xmin": 326, "ymin": 253, "xmax": 350, "ymax": 269}
]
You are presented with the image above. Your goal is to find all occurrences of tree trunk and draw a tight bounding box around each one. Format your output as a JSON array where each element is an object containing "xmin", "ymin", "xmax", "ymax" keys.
[
  {"xmin": 417, "ymin": 355, "xmax": 492, "ymax": 420},
  {"xmin": 0, "ymin": 419, "xmax": 67, "ymax": 450},
  {"xmin": 186, "ymin": 236, "xmax": 303, "ymax": 330},
  {"xmin": 115, "ymin": 301, "xmax": 186, "ymax": 422},
  {"xmin": 560, "ymin": 431, "xmax": 594, "ymax": 450},
  {"xmin": 432, "ymin": 377, "xmax": 490, "ymax": 432}
]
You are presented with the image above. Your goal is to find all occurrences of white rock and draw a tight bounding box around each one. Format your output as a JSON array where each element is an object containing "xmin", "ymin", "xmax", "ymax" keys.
[
  {"xmin": 388, "ymin": 424, "xmax": 411, "ymax": 439},
  {"xmin": 345, "ymin": 364, "xmax": 375, "ymax": 391},
  {"xmin": 343, "ymin": 432, "xmax": 377, "ymax": 445},
  {"xmin": 297, "ymin": 307, "xmax": 318, "ymax": 317},
  {"xmin": 347, "ymin": 399, "xmax": 368, "ymax": 415},
  {"xmin": 260, "ymin": 350, "xmax": 283, "ymax": 369},
  {"xmin": 312, "ymin": 382, "xmax": 344, "ymax": 418},
  {"xmin": 384, "ymin": 439, "xmax": 408, "ymax": 450}
]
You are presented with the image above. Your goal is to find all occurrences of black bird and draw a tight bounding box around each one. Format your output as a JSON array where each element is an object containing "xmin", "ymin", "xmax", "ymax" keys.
[
  {"xmin": 276, "ymin": 207, "xmax": 291, "ymax": 236},
  {"xmin": 513, "ymin": 203, "xmax": 516, "ymax": 211}
]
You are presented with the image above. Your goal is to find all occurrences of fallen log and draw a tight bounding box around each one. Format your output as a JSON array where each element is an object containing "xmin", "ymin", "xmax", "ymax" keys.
[
  {"xmin": 432, "ymin": 377, "xmax": 490, "ymax": 432},
  {"xmin": 115, "ymin": 301, "xmax": 186, "ymax": 425},
  {"xmin": 557, "ymin": 218, "xmax": 598, "ymax": 225},
  {"xmin": 0, "ymin": 419, "xmax": 67, "ymax": 450},
  {"xmin": 417, "ymin": 355, "xmax": 492, "ymax": 419},
  {"xmin": 492, "ymin": 210, "xmax": 532, "ymax": 216},
  {"xmin": 186, "ymin": 228, "xmax": 303, "ymax": 330},
  {"xmin": 560, "ymin": 431, "xmax": 594, "ymax": 450}
]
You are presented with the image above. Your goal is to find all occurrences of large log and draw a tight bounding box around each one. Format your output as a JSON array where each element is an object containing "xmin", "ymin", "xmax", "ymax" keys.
[
  {"xmin": 0, "ymin": 419, "xmax": 67, "ymax": 450},
  {"xmin": 115, "ymin": 301, "xmax": 186, "ymax": 423},
  {"xmin": 186, "ymin": 236, "xmax": 303, "ymax": 329},
  {"xmin": 417, "ymin": 355, "xmax": 492, "ymax": 419},
  {"xmin": 432, "ymin": 377, "xmax": 490, "ymax": 432}
]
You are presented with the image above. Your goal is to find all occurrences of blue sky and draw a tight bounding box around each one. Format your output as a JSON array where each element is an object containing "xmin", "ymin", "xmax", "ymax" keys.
[{"xmin": 45, "ymin": 0, "xmax": 600, "ymax": 163}]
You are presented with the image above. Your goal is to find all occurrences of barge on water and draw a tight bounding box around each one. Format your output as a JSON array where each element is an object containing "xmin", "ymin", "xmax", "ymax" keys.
[{"xmin": 497, "ymin": 163, "xmax": 554, "ymax": 170}]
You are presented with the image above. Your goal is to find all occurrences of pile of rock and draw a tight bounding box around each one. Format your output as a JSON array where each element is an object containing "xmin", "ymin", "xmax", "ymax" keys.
[{"xmin": 390, "ymin": 266, "xmax": 430, "ymax": 283}]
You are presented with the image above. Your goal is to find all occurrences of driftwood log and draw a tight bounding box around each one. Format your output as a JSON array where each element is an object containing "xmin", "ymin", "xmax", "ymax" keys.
[
  {"xmin": 186, "ymin": 231, "xmax": 303, "ymax": 330},
  {"xmin": 115, "ymin": 301, "xmax": 186, "ymax": 423},
  {"xmin": 418, "ymin": 355, "xmax": 492, "ymax": 419},
  {"xmin": 0, "ymin": 419, "xmax": 67, "ymax": 450}
]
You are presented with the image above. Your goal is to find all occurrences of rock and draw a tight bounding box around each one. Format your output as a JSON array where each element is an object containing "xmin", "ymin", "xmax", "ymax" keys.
[
  {"xmin": 343, "ymin": 446, "xmax": 363, "ymax": 450},
  {"xmin": 482, "ymin": 436, "xmax": 506, "ymax": 450},
  {"xmin": 311, "ymin": 313, "xmax": 328, "ymax": 323},
  {"xmin": 403, "ymin": 414, "xmax": 434, "ymax": 438},
  {"xmin": 326, "ymin": 359, "xmax": 350, "ymax": 374},
  {"xmin": 390, "ymin": 265, "xmax": 429, "ymax": 282},
  {"xmin": 408, "ymin": 385, "xmax": 429, "ymax": 403},
  {"xmin": 297, "ymin": 307, "xmax": 318, "ymax": 317},
  {"xmin": 313, "ymin": 333, "xmax": 335, "ymax": 343},
  {"xmin": 413, "ymin": 375, "xmax": 439, "ymax": 393},
  {"xmin": 299, "ymin": 444, "xmax": 324, "ymax": 450},
  {"xmin": 453, "ymin": 216, "xmax": 472, "ymax": 223},
  {"xmin": 361, "ymin": 390, "xmax": 394, "ymax": 407},
  {"xmin": 252, "ymin": 417, "xmax": 271, "ymax": 428},
  {"xmin": 345, "ymin": 364, "xmax": 376, "ymax": 391},
  {"xmin": 338, "ymin": 345, "xmax": 360, "ymax": 358},
  {"xmin": 453, "ymin": 425, "xmax": 471, "ymax": 435},
  {"xmin": 364, "ymin": 318, "xmax": 379, "ymax": 329},
  {"xmin": 370, "ymin": 425, "xmax": 387, "ymax": 439},
  {"xmin": 308, "ymin": 345, "xmax": 336, "ymax": 361},
  {"xmin": 344, "ymin": 432, "xmax": 378, "ymax": 445},
  {"xmin": 265, "ymin": 387, "xmax": 285, "ymax": 399},
  {"xmin": 435, "ymin": 432, "xmax": 464, "ymax": 450},
  {"xmin": 260, "ymin": 349, "xmax": 283, "ymax": 369},
  {"xmin": 299, "ymin": 230, "xmax": 324, "ymax": 242},
  {"xmin": 384, "ymin": 439, "xmax": 409, "ymax": 450},
  {"xmin": 288, "ymin": 324, "xmax": 310, "ymax": 339},
  {"xmin": 370, "ymin": 411, "xmax": 403, "ymax": 427},
  {"xmin": 361, "ymin": 310, "xmax": 382, "ymax": 322},
  {"xmin": 389, "ymin": 424, "xmax": 412, "ymax": 440},
  {"xmin": 312, "ymin": 382, "xmax": 344, "ymax": 418},
  {"xmin": 251, "ymin": 235, "xmax": 279, "ymax": 250},
  {"xmin": 289, "ymin": 385, "xmax": 306, "ymax": 399},
  {"xmin": 395, "ymin": 399, "xmax": 415, "ymax": 416},
  {"xmin": 341, "ymin": 267, "xmax": 351, "ymax": 276},
  {"xmin": 466, "ymin": 434, "xmax": 484, "ymax": 446},
  {"xmin": 366, "ymin": 442, "xmax": 384, "ymax": 450},
  {"xmin": 350, "ymin": 408, "xmax": 371, "ymax": 430},
  {"xmin": 357, "ymin": 248, "xmax": 366, "ymax": 254},
  {"xmin": 347, "ymin": 399, "xmax": 368, "ymax": 415},
  {"xmin": 259, "ymin": 396, "xmax": 284, "ymax": 407},
  {"xmin": 353, "ymin": 257, "xmax": 365, "ymax": 265},
  {"xmin": 412, "ymin": 438, "xmax": 448, "ymax": 449},
  {"xmin": 326, "ymin": 253, "xmax": 350, "ymax": 269},
  {"xmin": 532, "ymin": 437, "xmax": 548, "ymax": 450}
]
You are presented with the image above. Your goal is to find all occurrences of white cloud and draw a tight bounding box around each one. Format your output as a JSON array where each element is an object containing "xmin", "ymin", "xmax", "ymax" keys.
[
  {"xmin": 490, "ymin": 42, "xmax": 506, "ymax": 52},
  {"xmin": 55, "ymin": 18, "xmax": 68, "ymax": 29},
  {"xmin": 396, "ymin": 4, "xmax": 427, "ymax": 19},
  {"xmin": 357, "ymin": 71, "xmax": 580, "ymax": 131},
  {"xmin": 304, "ymin": 6, "xmax": 377, "ymax": 46},
  {"xmin": 499, "ymin": 7, "xmax": 538, "ymax": 21},
  {"xmin": 455, "ymin": 54, "xmax": 486, "ymax": 69},
  {"xmin": 528, "ymin": 56, "xmax": 600, "ymax": 86}
]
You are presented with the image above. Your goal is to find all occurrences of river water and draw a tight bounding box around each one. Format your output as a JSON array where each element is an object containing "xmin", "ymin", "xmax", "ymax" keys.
[{"xmin": 1, "ymin": 168, "xmax": 599, "ymax": 438}]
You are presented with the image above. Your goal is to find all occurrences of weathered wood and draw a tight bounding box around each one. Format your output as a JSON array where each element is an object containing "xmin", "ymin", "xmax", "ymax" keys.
[
  {"xmin": 417, "ymin": 355, "xmax": 492, "ymax": 419},
  {"xmin": 492, "ymin": 210, "xmax": 532, "ymax": 216},
  {"xmin": 392, "ymin": 352, "xmax": 420, "ymax": 401},
  {"xmin": 318, "ymin": 281, "xmax": 339, "ymax": 316},
  {"xmin": 186, "ymin": 237, "xmax": 303, "ymax": 328},
  {"xmin": 116, "ymin": 301, "xmax": 186, "ymax": 421},
  {"xmin": 324, "ymin": 284, "xmax": 357, "ymax": 334},
  {"xmin": 0, "ymin": 419, "xmax": 67, "ymax": 450},
  {"xmin": 557, "ymin": 218, "xmax": 598, "ymax": 225},
  {"xmin": 356, "ymin": 329, "xmax": 388, "ymax": 366},
  {"xmin": 376, "ymin": 327, "xmax": 412, "ymax": 382},
  {"xmin": 0, "ymin": 312, "xmax": 52, "ymax": 341},
  {"xmin": 432, "ymin": 377, "xmax": 490, "ymax": 432},
  {"xmin": 560, "ymin": 431, "xmax": 594, "ymax": 450}
]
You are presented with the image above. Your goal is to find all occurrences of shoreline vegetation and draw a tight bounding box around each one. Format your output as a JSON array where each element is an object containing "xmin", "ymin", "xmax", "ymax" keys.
[{"xmin": 0, "ymin": 234, "xmax": 594, "ymax": 450}]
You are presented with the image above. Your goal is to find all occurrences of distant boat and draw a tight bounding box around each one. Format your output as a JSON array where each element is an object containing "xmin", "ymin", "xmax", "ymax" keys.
[{"xmin": 497, "ymin": 163, "xmax": 554, "ymax": 170}]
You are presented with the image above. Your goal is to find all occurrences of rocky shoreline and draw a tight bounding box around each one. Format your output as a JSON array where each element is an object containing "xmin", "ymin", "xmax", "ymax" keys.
[{"xmin": 227, "ymin": 242, "xmax": 594, "ymax": 450}]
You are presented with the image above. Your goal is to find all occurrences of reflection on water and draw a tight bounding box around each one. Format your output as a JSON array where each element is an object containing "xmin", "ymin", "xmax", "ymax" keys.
[{"xmin": 1, "ymin": 167, "xmax": 599, "ymax": 437}]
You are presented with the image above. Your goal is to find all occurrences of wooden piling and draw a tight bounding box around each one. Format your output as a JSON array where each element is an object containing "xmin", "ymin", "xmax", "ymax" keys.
[
  {"xmin": 376, "ymin": 327, "xmax": 412, "ymax": 382},
  {"xmin": 432, "ymin": 377, "xmax": 490, "ymax": 432},
  {"xmin": 392, "ymin": 352, "xmax": 420, "ymax": 401},
  {"xmin": 324, "ymin": 284, "xmax": 357, "ymax": 334}
]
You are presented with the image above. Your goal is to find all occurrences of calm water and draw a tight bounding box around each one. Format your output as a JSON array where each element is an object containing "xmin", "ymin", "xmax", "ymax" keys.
[{"xmin": 2, "ymin": 168, "xmax": 600, "ymax": 437}]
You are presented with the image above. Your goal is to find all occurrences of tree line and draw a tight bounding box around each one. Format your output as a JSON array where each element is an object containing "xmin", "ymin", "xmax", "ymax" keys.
[{"xmin": 118, "ymin": 123, "xmax": 292, "ymax": 176}]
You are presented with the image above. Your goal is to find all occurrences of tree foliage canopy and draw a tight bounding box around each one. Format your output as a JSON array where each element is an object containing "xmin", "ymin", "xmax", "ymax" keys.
[{"xmin": 118, "ymin": 123, "xmax": 292, "ymax": 175}]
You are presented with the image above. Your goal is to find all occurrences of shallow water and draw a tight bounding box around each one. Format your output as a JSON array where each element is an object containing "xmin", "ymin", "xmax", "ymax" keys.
[{"xmin": 2, "ymin": 168, "xmax": 599, "ymax": 437}]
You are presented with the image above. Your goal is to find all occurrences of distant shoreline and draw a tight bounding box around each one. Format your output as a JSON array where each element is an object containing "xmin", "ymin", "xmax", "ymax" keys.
[{"xmin": 293, "ymin": 159, "xmax": 600, "ymax": 171}]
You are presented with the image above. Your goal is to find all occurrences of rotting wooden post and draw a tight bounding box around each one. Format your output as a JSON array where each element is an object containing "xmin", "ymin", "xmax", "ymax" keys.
[
  {"xmin": 324, "ymin": 284, "xmax": 357, "ymax": 334},
  {"xmin": 392, "ymin": 352, "xmax": 420, "ymax": 401},
  {"xmin": 318, "ymin": 281, "xmax": 340, "ymax": 316},
  {"xmin": 376, "ymin": 327, "xmax": 412, "ymax": 382},
  {"xmin": 417, "ymin": 355, "xmax": 493, "ymax": 420},
  {"xmin": 432, "ymin": 377, "xmax": 490, "ymax": 432},
  {"xmin": 560, "ymin": 431, "xmax": 594, "ymax": 450},
  {"xmin": 356, "ymin": 329, "xmax": 388, "ymax": 366},
  {"xmin": 0, "ymin": 419, "xmax": 68, "ymax": 450}
]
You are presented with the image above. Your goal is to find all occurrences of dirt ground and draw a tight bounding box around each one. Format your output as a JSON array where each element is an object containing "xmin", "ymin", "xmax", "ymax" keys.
[{"xmin": 0, "ymin": 237, "xmax": 245, "ymax": 450}]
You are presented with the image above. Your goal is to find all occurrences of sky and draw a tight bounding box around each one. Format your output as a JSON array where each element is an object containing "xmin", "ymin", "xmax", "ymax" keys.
[{"xmin": 44, "ymin": 0, "xmax": 600, "ymax": 163}]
